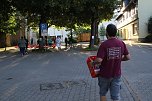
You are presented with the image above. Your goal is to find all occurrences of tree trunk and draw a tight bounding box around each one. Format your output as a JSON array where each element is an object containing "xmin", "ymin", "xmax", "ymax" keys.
[
  {"xmin": 4, "ymin": 33, "xmax": 6, "ymax": 51},
  {"xmin": 94, "ymin": 19, "xmax": 99, "ymax": 45},
  {"xmin": 70, "ymin": 28, "xmax": 73, "ymax": 45},
  {"xmin": 39, "ymin": 17, "xmax": 42, "ymax": 37},
  {"xmin": 89, "ymin": 18, "xmax": 96, "ymax": 48}
]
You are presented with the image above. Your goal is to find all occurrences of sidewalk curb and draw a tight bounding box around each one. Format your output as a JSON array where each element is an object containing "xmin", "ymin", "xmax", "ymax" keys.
[{"xmin": 122, "ymin": 75, "xmax": 141, "ymax": 101}]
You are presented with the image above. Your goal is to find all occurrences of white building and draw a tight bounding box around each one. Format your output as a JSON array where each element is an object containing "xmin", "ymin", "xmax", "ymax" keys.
[
  {"xmin": 29, "ymin": 26, "xmax": 69, "ymax": 44},
  {"xmin": 48, "ymin": 27, "xmax": 69, "ymax": 42},
  {"xmin": 115, "ymin": 0, "xmax": 152, "ymax": 42}
]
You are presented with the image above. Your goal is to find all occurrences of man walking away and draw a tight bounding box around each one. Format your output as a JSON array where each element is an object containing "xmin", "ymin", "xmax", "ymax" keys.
[{"xmin": 92, "ymin": 24, "xmax": 130, "ymax": 101}]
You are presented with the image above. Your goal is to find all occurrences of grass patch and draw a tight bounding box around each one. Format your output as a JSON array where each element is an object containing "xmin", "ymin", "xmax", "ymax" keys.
[{"xmin": 84, "ymin": 45, "xmax": 98, "ymax": 51}]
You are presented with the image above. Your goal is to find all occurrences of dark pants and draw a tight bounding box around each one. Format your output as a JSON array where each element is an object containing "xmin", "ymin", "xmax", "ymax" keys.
[
  {"xmin": 65, "ymin": 42, "xmax": 68, "ymax": 48},
  {"xmin": 19, "ymin": 47, "xmax": 25, "ymax": 55},
  {"xmin": 25, "ymin": 45, "xmax": 28, "ymax": 52}
]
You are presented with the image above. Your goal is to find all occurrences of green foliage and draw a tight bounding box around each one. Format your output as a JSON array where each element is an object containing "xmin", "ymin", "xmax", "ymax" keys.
[
  {"xmin": 66, "ymin": 35, "xmax": 78, "ymax": 43},
  {"xmin": 67, "ymin": 26, "xmax": 91, "ymax": 42},
  {"xmin": 0, "ymin": 0, "xmax": 118, "ymax": 31},
  {"xmin": 145, "ymin": 34, "xmax": 152, "ymax": 42},
  {"xmin": 73, "ymin": 26, "xmax": 91, "ymax": 34},
  {"xmin": 71, "ymin": 38, "xmax": 78, "ymax": 43},
  {"xmin": 0, "ymin": 12, "xmax": 18, "ymax": 34},
  {"xmin": 145, "ymin": 16, "xmax": 152, "ymax": 42},
  {"xmin": 0, "ymin": 0, "xmax": 118, "ymax": 48},
  {"xmin": 148, "ymin": 16, "xmax": 152, "ymax": 34},
  {"xmin": 116, "ymin": 32, "xmax": 120, "ymax": 37},
  {"xmin": 84, "ymin": 45, "xmax": 98, "ymax": 51},
  {"xmin": 12, "ymin": 0, "xmax": 117, "ymax": 29},
  {"xmin": 0, "ymin": 0, "xmax": 18, "ymax": 34},
  {"xmin": 99, "ymin": 24, "xmax": 106, "ymax": 36}
]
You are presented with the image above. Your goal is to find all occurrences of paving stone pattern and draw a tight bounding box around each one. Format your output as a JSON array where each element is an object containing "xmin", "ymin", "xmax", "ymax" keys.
[{"xmin": 0, "ymin": 47, "xmax": 136, "ymax": 101}]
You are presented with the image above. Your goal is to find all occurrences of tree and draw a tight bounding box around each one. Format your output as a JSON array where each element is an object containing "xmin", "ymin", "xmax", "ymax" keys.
[
  {"xmin": 0, "ymin": 0, "xmax": 19, "ymax": 50},
  {"xmin": 12, "ymin": 0, "xmax": 118, "ymax": 47},
  {"xmin": 73, "ymin": 27, "xmax": 91, "ymax": 35},
  {"xmin": 0, "ymin": 0, "xmax": 18, "ymax": 34},
  {"xmin": 99, "ymin": 24, "xmax": 106, "ymax": 40},
  {"xmin": 73, "ymin": 0, "xmax": 117, "ymax": 48},
  {"xmin": 145, "ymin": 16, "xmax": 152, "ymax": 42},
  {"xmin": 99, "ymin": 25, "xmax": 106, "ymax": 36}
]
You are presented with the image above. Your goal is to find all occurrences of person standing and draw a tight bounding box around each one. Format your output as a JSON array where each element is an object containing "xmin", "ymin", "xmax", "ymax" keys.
[
  {"xmin": 18, "ymin": 36, "xmax": 27, "ymax": 56},
  {"xmin": 24, "ymin": 36, "xmax": 28, "ymax": 54},
  {"xmin": 92, "ymin": 24, "xmax": 130, "ymax": 101},
  {"xmin": 31, "ymin": 38, "xmax": 33, "ymax": 45},
  {"xmin": 56, "ymin": 36, "xmax": 61, "ymax": 50},
  {"xmin": 38, "ymin": 37, "xmax": 45, "ymax": 52},
  {"xmin": 64, "ymin": 37, "xmax": 68, "ymax": 49},
  {"xmin": 48, "ymin": 37, "xmax": 53, "ymax": 46}
]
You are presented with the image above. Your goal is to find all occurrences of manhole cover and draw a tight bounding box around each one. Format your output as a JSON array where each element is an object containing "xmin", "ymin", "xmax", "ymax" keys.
[
  {"xmin": 63, "ymin": 80, "xmax": 86, "ymax": 87},
  {"xmin": 40, "ymin": 80, "xmax": 87, "ymax": 91},
  {"xmin": 40, "ymin": 83, "xmax": 64, "ymax": 91}
]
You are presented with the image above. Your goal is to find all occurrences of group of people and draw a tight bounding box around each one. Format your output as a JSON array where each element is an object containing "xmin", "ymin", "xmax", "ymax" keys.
[
  {"xmin": 36, "ymin": 36, "xmax": 63, "ymax": 52},
  {"xmin": 18, "ymin": 36, "xmax": 63, "ymax": 55}
]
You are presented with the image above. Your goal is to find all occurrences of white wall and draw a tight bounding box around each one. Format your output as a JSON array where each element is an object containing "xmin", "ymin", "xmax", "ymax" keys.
[
  {"xmin": 29, "ymin": 29, "xmax": 38, "ymax": 45},
  {"xmin": 29, "ymin": 27, "xmax": 69, "ymax": 43},
  {"xmin": 138, "ymin": 0, "xmax": 152, "ymax": 38},
  {"xmin": 48, "ymin": 27, "xmax": 69, "ymax": 42}
]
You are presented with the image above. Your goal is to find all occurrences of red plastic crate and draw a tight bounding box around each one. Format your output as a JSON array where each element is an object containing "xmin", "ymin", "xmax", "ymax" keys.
[{"xmin": 86, "ymin": 56, "xmax": 100, "ymax": 78}]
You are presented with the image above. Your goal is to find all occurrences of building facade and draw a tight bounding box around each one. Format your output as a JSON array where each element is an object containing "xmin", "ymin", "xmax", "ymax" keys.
[{"xmin": 116, "ymin": 0, "xmax": 152, "ymax": 42}]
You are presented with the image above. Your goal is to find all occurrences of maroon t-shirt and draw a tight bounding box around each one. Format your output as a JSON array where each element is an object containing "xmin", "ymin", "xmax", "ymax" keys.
[{"xmin": 97, "ymin": 38, "xmax": 129, "ymax": 78}]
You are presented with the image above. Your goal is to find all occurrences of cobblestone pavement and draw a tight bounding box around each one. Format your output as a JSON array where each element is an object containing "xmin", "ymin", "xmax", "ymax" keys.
[
  {"xmin": 0, "ymin": 45, "xmax": 138, "ymax": 101},
  {"xmin": 122, "ymin": 42, "xmax": 152, "ymax": 101}
]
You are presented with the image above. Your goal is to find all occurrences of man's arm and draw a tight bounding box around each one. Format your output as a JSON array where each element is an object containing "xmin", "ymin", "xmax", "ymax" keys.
[{"xmin": 122, "ymin": 54, "xmax": 130, "ymax": 61}]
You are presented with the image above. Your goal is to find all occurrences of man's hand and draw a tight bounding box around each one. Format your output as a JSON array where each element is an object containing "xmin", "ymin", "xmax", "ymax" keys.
[
  {"xmin": 90, "ymin": 59, "xmax": 102, "ymax": 67},
  {"xmin": 89, "ymin": 57, "xmax": 102, "ymax": 67},
  {"xmin": 122, "ymin": 54, "xmax": 130, "ymax": 61}
]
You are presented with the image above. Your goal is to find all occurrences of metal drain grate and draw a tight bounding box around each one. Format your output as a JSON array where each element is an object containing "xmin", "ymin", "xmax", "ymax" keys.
[
  {"xmin": 40, "ymin": 83, "xmax": 64, "ymax": 91},
  {"xmin": 40, "ymin": 80, "xmax": 87, "ymax": 91}
]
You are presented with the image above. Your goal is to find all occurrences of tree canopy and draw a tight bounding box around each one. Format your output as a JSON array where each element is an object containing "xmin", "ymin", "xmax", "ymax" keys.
[
  {"xmin": 0, "ymin": 0, "xmax": 18, "ymax": 34},
  {"xmin": 11, "ymin": 0, "xmax": 117, "ymax": 28},
  {"xmin": 0, "ymin": 0, "xmax": 118, "ymax": 48}
]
